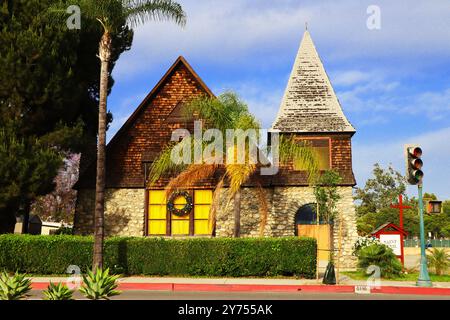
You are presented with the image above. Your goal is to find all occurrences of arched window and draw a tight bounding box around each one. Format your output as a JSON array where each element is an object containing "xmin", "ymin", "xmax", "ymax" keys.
[{"xmin": 294, "ymin": 203, "xmax": 318, "ymax": 236}]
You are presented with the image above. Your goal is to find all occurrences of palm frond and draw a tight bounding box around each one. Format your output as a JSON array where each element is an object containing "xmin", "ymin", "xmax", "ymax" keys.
[
  {"xmin": 278, "ymin": 135, "xmax": 319, "ymax": 184},
  {"xmin": 225, "ymin": 162, "xmax": 256, "ymax": 198},
  {"xmin": 124, "ymin": 0, "xmax": 186, "ymax": 28},
  {"xmin": 147, "ymin": 140, "xmax": 187, "ymax": 186},
  {"xmin": 164, "ymin": 163, "xmax": 218, "ymax": 198}
]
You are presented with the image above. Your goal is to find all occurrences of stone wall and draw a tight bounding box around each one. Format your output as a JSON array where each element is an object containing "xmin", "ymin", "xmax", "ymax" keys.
[
  {"xmin": 74, "ymin": 188, "xmax": 145, "ymax": 237},
  {"xmin": 215, "ymin": 186, "xmax": 358, "ymax": 269},
  {"xmin": 74, "ymin": 185, "xmax": 358, "ymax": 269}
]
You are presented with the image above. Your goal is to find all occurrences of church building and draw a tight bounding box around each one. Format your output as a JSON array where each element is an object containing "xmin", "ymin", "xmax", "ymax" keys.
[{"xmin": 74, "ymin": 31, "xmax": 359, "ymax": 269}]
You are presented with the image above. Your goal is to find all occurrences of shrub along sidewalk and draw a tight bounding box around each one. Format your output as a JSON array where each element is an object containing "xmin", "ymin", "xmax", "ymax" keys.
[{"xmin": 0, "ymin": 235, "xmax": 317, "ymax": 278}]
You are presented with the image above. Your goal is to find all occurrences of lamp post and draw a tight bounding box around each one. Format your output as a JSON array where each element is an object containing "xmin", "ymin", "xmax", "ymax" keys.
[{"xmin": 416, "ymin": 182, "xmax": 432, "ymax": 287}]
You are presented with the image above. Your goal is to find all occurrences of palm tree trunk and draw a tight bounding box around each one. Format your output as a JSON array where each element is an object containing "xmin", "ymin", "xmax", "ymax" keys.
[
  {"xmin": 233, "ymin": 189, "xmax": 241, "ymax": 237},
  {"xmin": 93, "ymin": 32, "xmax": 112, "ymax": 272}
]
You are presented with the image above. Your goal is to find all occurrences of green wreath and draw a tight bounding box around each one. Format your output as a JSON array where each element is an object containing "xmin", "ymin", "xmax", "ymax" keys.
[{"xmin": 167, "ymin": 191, "xmax": 193, "ymax": 217}]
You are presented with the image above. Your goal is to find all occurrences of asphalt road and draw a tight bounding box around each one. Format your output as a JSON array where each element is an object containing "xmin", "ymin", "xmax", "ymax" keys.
[{"xmin": 28, "ymin": 290, "xmax": 450, "ymax": 300}]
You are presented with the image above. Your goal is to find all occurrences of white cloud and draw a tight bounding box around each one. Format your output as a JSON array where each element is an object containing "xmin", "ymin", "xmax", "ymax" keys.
[
  {"xmin": 213, "ymin": 80, "xmax": 285, "ymax": 129},
  {"xmin": 112, "ymin": 0, "xmax": 450, "ymax": 79},
  {"xmin": 331, "ymin": 70, "xmax": 372, "ymax": 87}
]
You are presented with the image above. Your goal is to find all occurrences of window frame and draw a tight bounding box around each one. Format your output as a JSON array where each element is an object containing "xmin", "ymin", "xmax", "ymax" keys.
[
  {"xmin": 145, "ymin": 188, "xmax": 213, "ymax": 237},
  {"xmin": 293, "ymin": 136, "xmax": 332, "ymax": 171}
]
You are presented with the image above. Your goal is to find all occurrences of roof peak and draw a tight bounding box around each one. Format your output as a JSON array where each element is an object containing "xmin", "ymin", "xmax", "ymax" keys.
[{"xmin": 271, "ymin": 31, "xmax": 356, "ymax": 134}]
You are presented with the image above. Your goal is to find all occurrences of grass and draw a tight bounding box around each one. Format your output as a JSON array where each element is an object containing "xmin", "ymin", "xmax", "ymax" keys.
[{"xmin": 343, "ymin": 271, "xmax": 450, "ymax": 282}]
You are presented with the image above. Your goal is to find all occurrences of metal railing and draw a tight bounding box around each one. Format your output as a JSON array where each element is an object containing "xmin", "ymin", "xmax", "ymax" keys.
[{"xmin": 404, "ymin": 239, "xmax": 450, "ymax": 247}]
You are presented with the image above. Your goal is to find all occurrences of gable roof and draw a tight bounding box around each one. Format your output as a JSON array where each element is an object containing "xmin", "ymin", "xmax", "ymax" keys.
[
  {"xmin": 371, "ymin": 222, "xmax": 408, "ymax": 236},
  {"xmin": 271, "ymin": 31, "xmax": 356, "ymax": 134},
  {"xmin": 75, "ymin": 56, "xmax": 214, "ymax": 189},
  {"xmin": 107, "ymin": 56, "xmax": 214, "ymax": 150}
]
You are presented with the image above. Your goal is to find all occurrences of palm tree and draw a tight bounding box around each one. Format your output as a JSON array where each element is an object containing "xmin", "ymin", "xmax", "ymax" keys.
[
  {"xmin": 427, "ymin": 248, "xmax": 450, "ymax": 276},
  {"xmin": 49, "ymin": 0, "xmax": 186, "ymax": 270},
  {"xmin": 148, "ymin": 93, "xmax": 318, "ymax": 237}
]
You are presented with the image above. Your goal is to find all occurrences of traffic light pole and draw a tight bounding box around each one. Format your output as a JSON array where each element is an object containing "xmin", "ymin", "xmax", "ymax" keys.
[{"xmin": 416, "ymin": 182, "xmax": 432, "ymax": 287}]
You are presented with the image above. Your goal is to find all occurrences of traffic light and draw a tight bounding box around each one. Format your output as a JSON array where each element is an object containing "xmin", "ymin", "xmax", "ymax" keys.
[{"xmin": 405, "ymin": 145, "xmax": 423, "ymax": 185}]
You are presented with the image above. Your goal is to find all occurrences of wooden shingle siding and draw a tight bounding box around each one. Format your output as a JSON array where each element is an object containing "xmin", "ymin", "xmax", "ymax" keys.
[
  {"xmin": 331, "ymin": 134, "xmax": 352, "ymax": 171},
  {"xmin": 76, "ymin": 57, "xmax": 214, "ymax": 189}
]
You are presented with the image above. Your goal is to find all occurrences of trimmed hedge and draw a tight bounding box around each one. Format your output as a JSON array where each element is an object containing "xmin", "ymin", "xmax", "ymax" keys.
[{"xmin": 0, "ymin": 235, "xmax": 316, "ymax": 278}]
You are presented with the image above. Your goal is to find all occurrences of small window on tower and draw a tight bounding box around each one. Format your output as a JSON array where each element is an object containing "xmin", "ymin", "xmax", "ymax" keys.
[{"xmin": 293, "ymin": 138, "xmax": 331, "ymax": 170}]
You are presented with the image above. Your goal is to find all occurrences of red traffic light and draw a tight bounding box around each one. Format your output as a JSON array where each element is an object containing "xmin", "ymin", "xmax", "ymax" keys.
[{"xmin": 409, "ymin": 147, "xmax": 422, "ymax": 158}]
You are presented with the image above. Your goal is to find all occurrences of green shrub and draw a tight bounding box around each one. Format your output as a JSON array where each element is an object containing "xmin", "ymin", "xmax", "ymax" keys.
[
  {"xmin": 0, "ymin": 271, "xmax": 32, "ymax": 300},
  {"xmin": 356, "ymin": 243, "xmax": 403, "ymax": 279},
  {"xmin": 43, "ymin": 282, "xmax": 73, "ymax": 300},
  {"xmin": 0, "ymin": 235, "xmax": 316, "ymax": 278},
  {"xmin": 427, "ymin": 248, "xmax": 450, "ymax": 276},
  {"xmin": 54, "ymin": 226, "xmax": 73, "ymax": 235},
  {"xmin": 79, "ymin": 268, "xmax": 120, "ymax": 300}
]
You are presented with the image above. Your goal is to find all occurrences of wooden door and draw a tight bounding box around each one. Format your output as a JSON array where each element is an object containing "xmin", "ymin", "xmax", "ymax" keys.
[{"xmin": 297, "ymin": 224, "xmax": 331, "ymax": 261}]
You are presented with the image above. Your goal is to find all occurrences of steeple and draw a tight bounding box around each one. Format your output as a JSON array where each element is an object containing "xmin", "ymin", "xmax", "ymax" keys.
[{"xmin": 271, "ymin": 31, "xmax": 355, "ymax": 134}]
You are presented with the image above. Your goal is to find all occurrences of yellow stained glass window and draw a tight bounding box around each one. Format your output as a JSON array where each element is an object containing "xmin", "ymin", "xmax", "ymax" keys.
[
  {"xmin": 148, "ymin": 190, "xmax": 167, "ymax": 235},
  {"xmin": 194, "ymin": 220, "xmax": 209, "ymax": 235},
  {"xmin": 149, "ymin": 205, "xmax": 166, "ymax": 219},
  {"xmin": 172, "ymin": 220, "xmax": 189, "ymax": 235},
  {"xmin": 194, "ymin": 205, "xmax": 210, "ymax": 219},
  {"xmin": 148, "ymin": 189, "xmax": 213, "ymax": 236},
  {"xmin": 173, "ymin": 195, "xmax": 187, "ymax": 209},
  {"xmin": 149, "ymin": 220, "xmax": 166, "ymax": 235},
  {"xmin": 194, "ymin": 190, "xmax": 212, "ymax": 235},
  {"xmin": 149, "ymin": 190, "xmax": 166, "ymax": 204},
  {"xmin": 195, "ymin": 190, "xmax": 212, "ymax": 204},
  {"xmin": 171, "ymin": 194, "xmax": 190, "ymax": 234}
]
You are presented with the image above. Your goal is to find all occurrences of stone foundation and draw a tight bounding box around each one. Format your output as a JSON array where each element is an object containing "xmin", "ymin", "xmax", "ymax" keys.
[
  {"xmin": 74, "ymin": 188, "xmax": 145, "ymax": 237},
  {"xmin": 215, "ymin": 186, "xmax": 358, "ymax": 269},
  {"xmin": 74, "ymin": 186, "xmax": 358, "ymax": 269}
]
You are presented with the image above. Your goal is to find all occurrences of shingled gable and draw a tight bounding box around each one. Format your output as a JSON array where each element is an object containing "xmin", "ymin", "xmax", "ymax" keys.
[
  {"xmin": 271, "ymin": 30, "xmax": 355, "ymax": 134},
  {"xmin": 76, "ymin": 56, "xmax": 214, "ymax": 189}
]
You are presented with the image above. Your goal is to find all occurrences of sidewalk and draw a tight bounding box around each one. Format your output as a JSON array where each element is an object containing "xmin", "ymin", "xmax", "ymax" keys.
[{"xmin": 30, "ymin": 276, "xmax": 450, "ymax": 296}]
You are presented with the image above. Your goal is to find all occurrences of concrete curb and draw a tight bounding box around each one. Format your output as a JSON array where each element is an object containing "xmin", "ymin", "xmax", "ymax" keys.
[{"xmin": 30, "ymin": 281, "xmax": 450, "ymax": 296}]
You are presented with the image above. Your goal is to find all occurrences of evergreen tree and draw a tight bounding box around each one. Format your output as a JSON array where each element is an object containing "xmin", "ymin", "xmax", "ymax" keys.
[
  {"xmin": 354, "ymin": 163, "xmax": 406, "ymax": 217},
  {"xmin": 0, "ymin": 0, "xmax": 132, "ymax": 233},
  {"xmin": 0, "ymin": 124, "xmax": 62, "ymax": 233}
]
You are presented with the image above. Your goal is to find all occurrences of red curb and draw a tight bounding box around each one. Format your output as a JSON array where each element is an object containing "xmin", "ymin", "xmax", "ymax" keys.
[
  {"xmin": 32, "ymin": 283, "xmax": 50, "ymax": 290},
  {"xmin": 31, "ymin": 281, "xmax": 450, "ymax": 296},
  {"xmin": 118, "ymin": 283, "xmax": 173, "ymax": 291},
  {"xmin": 373, "ymin": 286, "xmax": 450, "ymax": 296}
]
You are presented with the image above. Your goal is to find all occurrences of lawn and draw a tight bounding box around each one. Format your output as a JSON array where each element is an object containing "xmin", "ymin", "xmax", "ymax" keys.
[{"xmin": 343, "ymin": 271, "xmax": 450, "ymax": 282}]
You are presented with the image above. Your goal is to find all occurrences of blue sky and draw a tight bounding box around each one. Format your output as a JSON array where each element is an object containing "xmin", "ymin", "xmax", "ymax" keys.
[{"xmin": 106, "ymin": 0, "xmax": 450, "ymax": 199}]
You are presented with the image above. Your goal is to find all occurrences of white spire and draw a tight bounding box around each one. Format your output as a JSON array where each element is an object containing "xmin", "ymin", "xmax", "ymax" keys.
[{"xmin": 271, "ymin": 31, "xmax": 355, "ymax": 133}]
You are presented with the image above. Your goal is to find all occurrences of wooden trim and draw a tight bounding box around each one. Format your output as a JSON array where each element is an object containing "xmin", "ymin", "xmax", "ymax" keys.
[
  {"xmin": 144, "ymin": 189, "xmax": 149, "ymax": 236},
  {"xmin": 166, "ymin": 200, "xmax": 171, "ymax": 236},
  {"xmin": 294, "ymin": 136, "xmax": 332, "ymax": 170},
  {"xmin": 328, "ymin": 137, "xmax": 332, "ymax": 169},
  {"xmin": 148, "ymin": 188, "xmax": 214, "ymax": 237},
  {"xmin": 189, "ymin": 190, "xmax": 194, "ymax": 236}
]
